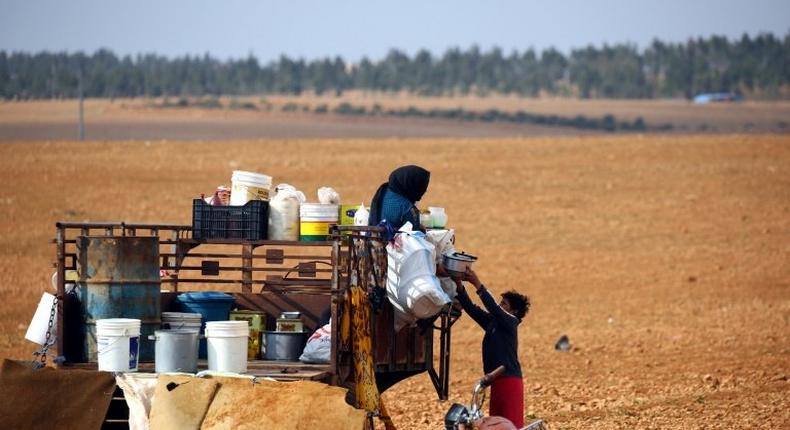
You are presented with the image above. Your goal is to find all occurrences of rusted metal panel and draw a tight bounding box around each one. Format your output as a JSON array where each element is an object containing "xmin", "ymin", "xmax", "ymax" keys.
[{"xmin": 77, "ymin": 236, "xmax": 161, "ymax": 362}]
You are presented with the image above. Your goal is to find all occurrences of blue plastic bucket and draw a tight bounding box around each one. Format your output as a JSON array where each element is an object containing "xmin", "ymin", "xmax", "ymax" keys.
[{"xmin": 175, "ymin": 292, "xmax": 235, "ymax": 358}]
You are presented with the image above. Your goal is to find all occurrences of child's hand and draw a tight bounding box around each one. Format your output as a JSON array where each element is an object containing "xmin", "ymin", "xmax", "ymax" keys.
[
  {"xmin": 464, "ymin": 268, "xmax": 483, "ymax": 289},
  {"xmin": 453, "ymin": 277, "xmax": 465, "ymax": 293}
]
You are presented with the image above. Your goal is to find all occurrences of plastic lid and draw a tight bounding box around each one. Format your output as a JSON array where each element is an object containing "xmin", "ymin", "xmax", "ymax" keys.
[{"xmin": 175, "ymin": 291, "xmax": 235, "ymax": 303}]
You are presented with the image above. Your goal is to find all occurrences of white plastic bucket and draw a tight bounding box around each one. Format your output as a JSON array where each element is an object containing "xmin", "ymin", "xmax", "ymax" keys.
[
  {"xmin": 96, "ymin": 318, "xmax": 141, "ymax": 372},
  {"xmin": 300, "ymin": 203, "xmax": 340, "ymax": 240},
  {"xmin": 230, "ymin": 170, "xmax": 272, "ymax": 205},
  {"xmin": 25, "ymin": 292, "xmax": 58, "ymax": 346},
  {"xmin": 205, "ymin": 321, "xmax": 249, "ymax": 373}
]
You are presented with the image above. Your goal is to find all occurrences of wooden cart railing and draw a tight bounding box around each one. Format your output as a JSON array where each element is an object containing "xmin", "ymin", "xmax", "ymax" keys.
[{"xmin": 53, "ymin": 222, "xmax": 456, "ymax": 399}]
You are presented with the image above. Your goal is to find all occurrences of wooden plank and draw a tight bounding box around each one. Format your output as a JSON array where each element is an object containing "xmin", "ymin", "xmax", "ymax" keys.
[
  {"xmin": 63, "ymin": 359, "xmax": 329, "ymax": 373},
  {"xmin": 242, "ymin": 244, "xmax": 253, "ymax": 293}
]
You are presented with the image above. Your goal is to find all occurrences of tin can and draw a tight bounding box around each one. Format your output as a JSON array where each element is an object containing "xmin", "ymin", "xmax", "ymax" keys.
[{"xmin": 276, "ymin": 318, "xmax": 303, "ymax": 333}]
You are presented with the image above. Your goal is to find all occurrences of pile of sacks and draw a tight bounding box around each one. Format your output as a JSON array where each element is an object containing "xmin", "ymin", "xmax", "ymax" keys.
[{"xmin": 386, "ymin": 223, "xmax": 458, "ymax": 331}]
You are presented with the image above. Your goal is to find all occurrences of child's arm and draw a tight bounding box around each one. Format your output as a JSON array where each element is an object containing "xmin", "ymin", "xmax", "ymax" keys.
[
  {"xmin": 476, "ymin": 287, "xmax": 518, "ymax": 330},
  {"xmin": 454, "ymin": 279, "xmax": 491, "ymax": 329},
  {"xmin": 465, "ymin": 269, "xmax": 518, "ymax": 330}
]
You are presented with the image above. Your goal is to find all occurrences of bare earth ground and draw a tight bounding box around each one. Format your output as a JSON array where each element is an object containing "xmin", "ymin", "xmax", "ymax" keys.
[
  {"xmin": 0, "ymin": 98, "xmax": 602, "ymax": 141},
  {"xmin": 272, "ymin": 92, "xmax": 790, "ymax": 133},
  {"xmin": 1, "ymin": 96, "xmax": 789, "ymax": 140},
  {"xmin": 0, "ymin": 132, "xmax": 788, "ymax": 428}
]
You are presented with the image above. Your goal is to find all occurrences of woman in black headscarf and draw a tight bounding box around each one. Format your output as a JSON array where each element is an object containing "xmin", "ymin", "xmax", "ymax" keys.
[{"xmin": 368, "ymin": 165, "xmax": 431, "ymax": 230}]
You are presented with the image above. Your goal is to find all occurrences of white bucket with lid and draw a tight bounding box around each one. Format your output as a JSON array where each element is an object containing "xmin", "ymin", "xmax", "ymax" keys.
[
  {"xmin": 230, "ymin": 170, "xmax": 272, "ymax": 205},
  {"xmin": 25, "ymin": 292, "xmax": 58, "ymax": 346},
  {"xmin": 205, "ymin": 320, "xmax": 249, "ymax": 373},
  {"xmin": 300, "ymin": 203, "xmax": 340, "ymax": 240},
  {"xmin": 96, "ymin": 318, "xmax": 141, "ymax": 372}
]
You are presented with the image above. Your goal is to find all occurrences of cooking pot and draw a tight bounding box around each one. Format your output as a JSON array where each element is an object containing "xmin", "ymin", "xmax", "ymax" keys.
[
  {"xmin": 262, "ymin": 331, "xmax": 308, "ymax": 361},
  {"xmin": 442, "ymin": 251, "xmax": 478, "ymax": 276}
]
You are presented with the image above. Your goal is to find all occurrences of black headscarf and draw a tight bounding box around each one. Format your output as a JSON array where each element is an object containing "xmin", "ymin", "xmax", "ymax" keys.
[{"xmin": 369, "ymin": 165, "xmax": 431, "ymax": 225}]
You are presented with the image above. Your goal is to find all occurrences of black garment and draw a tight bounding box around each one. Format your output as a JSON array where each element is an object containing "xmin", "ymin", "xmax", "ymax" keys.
[
  {"xmin": 369, "ymin": 165, "xmax": 430, "ymax": 226},
  {"xmin": 456, "ymin": 286, "xmax": 522, "ymax": 378}
]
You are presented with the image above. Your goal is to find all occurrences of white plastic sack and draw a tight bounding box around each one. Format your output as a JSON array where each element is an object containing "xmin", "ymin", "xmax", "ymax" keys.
[
  {"xmin": 425, "ymin": 229, "xmax": 456, "ymax": 264},
  {"xmin": 115, "ymin": 373, "xmax": 158, "ymax": 430},
  {"xmin": 299, "ymin": 323, "xmax": 331, "ymax": 363},
  {"xmin": 268, "ymin": 184, "xmax": 305, "ymax": 240},
  {"xmin": 387, "ymin": 223, "xmax": 450, "ymax": 331},
  {"xmin": 439, "ymin": 277, "xmax": 458, "ymax": 301}
]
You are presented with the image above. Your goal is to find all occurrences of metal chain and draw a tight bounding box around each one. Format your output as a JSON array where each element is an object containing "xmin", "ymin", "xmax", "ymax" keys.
[{"xmin": 31, "ymin": 295, "xmax": 58, "ymax": 369}]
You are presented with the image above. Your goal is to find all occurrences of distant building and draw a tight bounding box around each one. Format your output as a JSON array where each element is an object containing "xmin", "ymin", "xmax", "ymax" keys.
[{"xmin": 693, "ymin": 92, "xmax": 742, "ymax": 104}]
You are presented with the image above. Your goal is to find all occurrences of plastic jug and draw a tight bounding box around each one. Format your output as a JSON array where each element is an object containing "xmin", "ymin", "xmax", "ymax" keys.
[
  {"xmin": 429, "ymin": 207, "xmax": 448, "ymax": 228},
  {"xmin": 353, "ymin": 203, "xmax": 369, "ymax": 226}
]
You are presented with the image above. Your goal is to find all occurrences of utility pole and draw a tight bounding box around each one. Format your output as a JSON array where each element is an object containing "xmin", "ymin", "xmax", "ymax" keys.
[{"xmin": 78, "ymin": 68, "xmax": 84, "ymax": 141}]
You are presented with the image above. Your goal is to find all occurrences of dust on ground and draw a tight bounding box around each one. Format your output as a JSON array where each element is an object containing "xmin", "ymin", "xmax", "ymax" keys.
[{"xmin": 0, "ymin": 134, "xmax": 788, "ymax": 429}]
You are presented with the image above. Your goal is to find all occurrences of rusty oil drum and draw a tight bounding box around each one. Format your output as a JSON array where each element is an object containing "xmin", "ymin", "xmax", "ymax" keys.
[{"xmin": 77, "ymin": 236, "xmax": 161, "ymax": 362}]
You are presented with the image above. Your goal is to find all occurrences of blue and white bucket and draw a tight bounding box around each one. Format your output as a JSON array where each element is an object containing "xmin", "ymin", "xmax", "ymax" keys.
[{"xmin": 96, "ymin": 318, "xmax": 141, "ymax": 372}]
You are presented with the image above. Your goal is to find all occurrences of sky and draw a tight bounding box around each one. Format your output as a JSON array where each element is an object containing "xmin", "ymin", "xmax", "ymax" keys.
[{"xmin": 1, "ymin": 0, "xmax": 788, "ymax": 62}]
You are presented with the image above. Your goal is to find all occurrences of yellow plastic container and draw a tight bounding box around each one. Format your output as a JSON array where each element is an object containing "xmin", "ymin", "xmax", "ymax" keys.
[
  {"xmin": 340, "ymin": 205, "xmax": 358, "ymax": 226},
  {"xmin": 229, "ymin": 310, "xmax": 266, "ymax": 360}
]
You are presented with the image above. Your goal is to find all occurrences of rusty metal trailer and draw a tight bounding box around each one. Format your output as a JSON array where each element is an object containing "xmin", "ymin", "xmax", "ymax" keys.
[{"xmin": 52, "ymin": 222, "xmax": 457, "ymax": 427}]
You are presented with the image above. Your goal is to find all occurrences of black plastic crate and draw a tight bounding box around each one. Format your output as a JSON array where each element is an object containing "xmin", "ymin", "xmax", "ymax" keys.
[{"xmin": 192, "ymin": 199, "xmax": 269, "ymax": 240}]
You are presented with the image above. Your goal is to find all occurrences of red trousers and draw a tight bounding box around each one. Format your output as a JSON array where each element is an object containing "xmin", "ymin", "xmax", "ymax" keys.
[{"xmin": 489, "ymin": 376, "xmax": 524, "ymax": 428}]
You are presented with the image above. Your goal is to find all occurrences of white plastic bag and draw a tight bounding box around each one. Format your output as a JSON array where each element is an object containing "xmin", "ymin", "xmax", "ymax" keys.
[
  {"xmin": 353, "ymin": 203, "xmax": 369, "ymax": 226},
  {"xmin": 299, "ymin": 323, "xmax": 331, "ymax": 363},
  {"xmin": 387, "ymin": 223, "xmax": 450, "ymax": 331},
  {"xmin": 317, "ymin": 187, "xmax": 341, "ymax": 205},
  {"xmin": 425, "ymin": 229, "xmax": 456, "ymax": 264}
]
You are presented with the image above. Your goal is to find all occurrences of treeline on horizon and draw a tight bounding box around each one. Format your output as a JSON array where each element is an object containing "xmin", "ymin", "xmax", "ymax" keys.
[{"xmin": 1, "ymin": 32, "xmax": 788, "ymax": 100}]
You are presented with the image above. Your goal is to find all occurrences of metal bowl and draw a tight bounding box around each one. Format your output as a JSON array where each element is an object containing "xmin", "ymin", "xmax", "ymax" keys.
[
  {"xmin": 442, "ymin": 252, "xmax": 478, "ymax": 276},
  {"xmin": 261, "ymin": 331, "xmax": 308, "ymax": 361}
]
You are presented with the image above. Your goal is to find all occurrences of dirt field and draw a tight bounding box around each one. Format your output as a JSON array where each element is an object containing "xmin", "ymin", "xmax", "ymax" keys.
[
  {"xmin": 0, "ymin": 99, "xmax": 603, "ymax": 141},
  {"xmin": 1, "ymin": 96, "xmax": 789, "ymax": 140},
  {"xmin": 273, "ymin": 92, "xmax": 790, "ymax": 133},
  {"xmin": 0, "ymin": 133, "xmax": 788, "ymax": 429}
]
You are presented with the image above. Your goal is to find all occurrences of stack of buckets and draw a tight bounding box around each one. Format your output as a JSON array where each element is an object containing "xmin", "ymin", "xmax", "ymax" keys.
[
  {"xmin": 149, "ymin": 312, "xmax": 203, "ymax": 373},
  {"xmin": 103, "ymin": 294, "xmax": 252, "ymax": 374},
  {"xmin": 175, "ymin": 292, "xmax": 235, "ymax": 358},
  {"xmin": 162, "ymin": 312, "xmax": 203, "ymax": 332}
]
